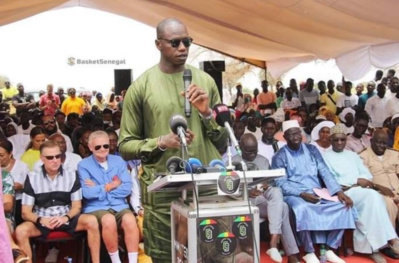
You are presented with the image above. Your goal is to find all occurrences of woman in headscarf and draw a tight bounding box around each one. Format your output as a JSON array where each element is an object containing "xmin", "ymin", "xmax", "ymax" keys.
[
  {"xmin": 310, "ymin": 121, "xmax": 335, "ymax": 154},
  {"xmin": 5, "ymin": 122, "xmax": 18, "ymax": 138},
  {"xmin": 338, "ymin": 108, "xmax": 356, "ymax": 135},
  {"xmin": 319, "ymin": 106, "xmax": 340, "ymax": 124}
]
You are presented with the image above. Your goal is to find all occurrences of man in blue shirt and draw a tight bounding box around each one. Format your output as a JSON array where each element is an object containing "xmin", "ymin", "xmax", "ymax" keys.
[{"xmin": 78, "ymin": 131, "xmax": 139, "ymax": 263}]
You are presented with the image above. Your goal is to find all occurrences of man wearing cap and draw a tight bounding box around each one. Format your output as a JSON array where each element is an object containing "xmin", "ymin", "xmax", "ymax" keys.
[
  {"xmin": 258, "ymin": 117, "xmax": 286, "ymax": 164},
  {"xmin": 360, "ymin": 129, "xmax": 399, "ymax": 227},
  {"xmin": 272, "ymin": 120, "xmax": 356, "ymax": 263},
  {"xmin": 60, "ymin": 88, "xmax": 86, "ymax": 116},
  {"xmin": 324, "ymin": 124, "xmax": 399, "ymax": 262},
  {"xmin": 345, "ymin": 114, "xmax": 371, "ymax": 154},
  {"xmin": 232, "ymin": 133, "xmax": 299, "ymax": 263}
]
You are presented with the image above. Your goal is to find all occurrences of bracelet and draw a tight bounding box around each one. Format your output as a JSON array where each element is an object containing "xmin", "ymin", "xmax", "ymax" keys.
[
  {"xmin": 64, "ymin": 215, "xmax": 71, "ymax": 223},
  {"xmin": 157, "ymin": 136, "xmax": 167, "ymax": 151}
]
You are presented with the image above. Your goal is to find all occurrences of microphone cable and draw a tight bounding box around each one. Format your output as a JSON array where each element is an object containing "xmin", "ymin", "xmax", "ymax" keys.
[
  {"xmin": 182, "ymin": 159, "xmax": 206, "ymax": 262},
  {"xmin": 240, "ymin": 162, "xmax": 261, "ymax": 263}
]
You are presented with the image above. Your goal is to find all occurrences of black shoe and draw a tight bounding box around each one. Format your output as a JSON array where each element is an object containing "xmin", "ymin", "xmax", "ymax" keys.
[{"xmin": 381, "ymin": 247, "xmax": 399, "ymax": 259}]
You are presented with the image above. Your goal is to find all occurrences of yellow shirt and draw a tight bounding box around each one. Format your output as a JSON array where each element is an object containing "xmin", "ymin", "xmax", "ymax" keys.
[
  {"xmin": 61, "ymin": 97, "xmax": 85, "ymax": 116},
  {"xmin": 21, "ymin": 149, "xmax": 41, "ymax": 171},
  {"xmin": 320, "ymin": 92, "xmax": 341, "ymax": 114},
  {"xmin": 2, "ymin": 87, "xmax": 18, "ymax": 101}
]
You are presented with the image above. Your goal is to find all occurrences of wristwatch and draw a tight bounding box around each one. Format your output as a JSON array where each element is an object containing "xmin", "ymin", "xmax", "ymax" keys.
[{"xmin": 36, "ymin": 217, "xmax": 42, "ymax": 225}]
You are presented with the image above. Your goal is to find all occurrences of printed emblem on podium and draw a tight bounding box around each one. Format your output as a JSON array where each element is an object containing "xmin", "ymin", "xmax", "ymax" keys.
[
  {"xmin": 215, "ymin": 232, "xmax": 237, "ymax": 256},
  {"xmin": 199, "ymin": 219, "xmax": 219, "ymax": 243},
  {"xmin": 232, "ymin": 216, "xmax": 253, "ymax": 240}
]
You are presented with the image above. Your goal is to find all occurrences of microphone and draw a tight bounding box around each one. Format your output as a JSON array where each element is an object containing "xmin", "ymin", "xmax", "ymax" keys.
[
  {"xmin": 166, "ymin": 156, "xmax": 184, "ymax": 174},
  {"xmin": 169, "ymin": 114, "xmax": 188, "ymax": 148},
  {"xmin": 183, "ymin": 69, "xmax": 192, "ymax": 118},
  {"xmin": 212, "ymin": 104, "xmax": 242, "ymax": 156},
  {"xmin": 209, "ymin": 159, "xmax": 227, "ymax": 172},
  {"xmin": 185, "ymin": 158, "xmax": 203, "ymax": 174}
]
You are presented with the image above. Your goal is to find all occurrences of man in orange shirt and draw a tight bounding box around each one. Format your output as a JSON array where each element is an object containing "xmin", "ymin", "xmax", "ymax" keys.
[{"xmin": 257, "ymin": 80, "xmax": 277, "ymax": 115}]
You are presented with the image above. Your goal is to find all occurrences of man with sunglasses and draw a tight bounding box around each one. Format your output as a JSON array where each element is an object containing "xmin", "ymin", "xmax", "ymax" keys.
[
  {"xmin": 60, "ymin": 88, "xmax": 85, "ymax": 116},
  {"xmin": 118, "ymin": 18, "xmax": 227, "ymax": 262},
  {"xmin": 15, "ymin": 140, "xmax": 101, "ymax": 263},
  {"xmin": 324, "ymin": 124, "xmax": 399, "ymax": 262},
  {"xmin": 79, "ymin": 131, "xmax": 139, "ymax": 263}
]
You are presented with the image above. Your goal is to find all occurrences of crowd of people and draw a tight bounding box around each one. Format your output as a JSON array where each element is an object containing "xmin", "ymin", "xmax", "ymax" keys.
[{"xmin": 1, "ymin": 16, "xmax": 399, "ymax": 263}]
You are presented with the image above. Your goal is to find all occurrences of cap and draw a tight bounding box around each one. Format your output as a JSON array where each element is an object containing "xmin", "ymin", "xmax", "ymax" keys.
[{"xmin": 282, "ymin": 120, "xmax": 300, "ymax": 132}]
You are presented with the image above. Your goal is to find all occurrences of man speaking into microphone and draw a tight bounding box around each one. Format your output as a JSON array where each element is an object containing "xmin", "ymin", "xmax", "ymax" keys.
[{"xmin": 118, "ymin": 18, "xmax": 228, "ymax": 263}]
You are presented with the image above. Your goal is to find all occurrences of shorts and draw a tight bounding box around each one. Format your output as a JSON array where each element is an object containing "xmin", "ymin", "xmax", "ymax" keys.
[
  {"xmin": 35, "ymin": 214, "xmax": 81, "ymax": 241},
  {"xmin": 89, "ymin": 208, "xmax": 133, "ymax": 226}
]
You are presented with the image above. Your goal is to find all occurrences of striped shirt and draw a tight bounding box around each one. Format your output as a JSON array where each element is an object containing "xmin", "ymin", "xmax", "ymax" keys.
[{"xmin": 22, "ymin": 166, "xmax": 82, "ymax": 217}]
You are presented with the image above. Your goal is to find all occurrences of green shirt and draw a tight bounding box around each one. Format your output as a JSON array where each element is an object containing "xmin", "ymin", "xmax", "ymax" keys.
[{"xmin": 2, "ymin": 170, "xmax": 14, "ymax": 196}]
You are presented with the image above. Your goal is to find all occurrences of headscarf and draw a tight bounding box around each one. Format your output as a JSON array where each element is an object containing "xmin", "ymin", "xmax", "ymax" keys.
[{"xmin": 311, "ymin": 121, "xmax": 335, "ymax": 141}]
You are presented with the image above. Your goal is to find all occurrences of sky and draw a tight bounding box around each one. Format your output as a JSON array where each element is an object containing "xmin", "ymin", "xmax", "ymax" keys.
[{"xmin": 0, "ymin": 7, "xmax": 378, "ymax": 95}]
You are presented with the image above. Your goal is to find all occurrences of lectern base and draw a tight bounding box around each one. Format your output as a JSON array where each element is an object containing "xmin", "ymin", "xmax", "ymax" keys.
[{"xmin": 171, "ymin": 200, "xmax": 260, "ymax": 263}]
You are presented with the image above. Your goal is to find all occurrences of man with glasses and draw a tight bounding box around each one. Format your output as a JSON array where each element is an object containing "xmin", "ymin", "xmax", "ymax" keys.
[
  {"xmin": 60, "ymin": 88, "xmax": 85, "ymax": 116},
  {"xmin": 272, "ymin": 120, "xmax": 356, "ymax": 263},
  {"xmin": 118, "ymin": 18, "xmax": 227, "ymax": 262},
  {"xmin": 14, "ymin": 140, "xmax": 101, "ymax": 263},
  {"xmin": 324, "ymin": 125, "xmax": 399, "ymax": 262},
  {"xmin": 39, "ymin": 84, "xmax": 60, "ymax": 117},
  {"xmin": 345, "ymin": 114, "xmax": 371, "ymax": 154},
  {"xmin": 79, "ymin": 131, "xmax": 139, "ymax": 263},
  {"xmin": 231, "ymin": 133, "xmax": 300, "ymax": 263}
]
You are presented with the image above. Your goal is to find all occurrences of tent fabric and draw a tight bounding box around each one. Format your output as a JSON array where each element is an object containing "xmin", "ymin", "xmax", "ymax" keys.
[{"xmin": 1, "ymin": 0, "xmax": 399, "ymax": 79}]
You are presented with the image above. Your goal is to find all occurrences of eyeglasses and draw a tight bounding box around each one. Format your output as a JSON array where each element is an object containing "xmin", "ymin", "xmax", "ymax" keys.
[
  {"xmin": 158, "ymin": 37, "xmax": 193, "ymax": 48},
  {"xmin": 43, "ymin": 154, "xmax": 62, "ymax": 160},
  {"xmin": 94, "ymin": 144, "xmax": 110, "ymax": 151},
  {"xmin": 43, "ymin": 120, "xmax": 55, "ymax": 125}
]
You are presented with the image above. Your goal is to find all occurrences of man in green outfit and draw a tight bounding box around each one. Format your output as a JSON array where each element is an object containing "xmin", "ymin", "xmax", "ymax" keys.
[{"xmin": 118, "ymin": 18, "xmax": 228, "ymax": 262}]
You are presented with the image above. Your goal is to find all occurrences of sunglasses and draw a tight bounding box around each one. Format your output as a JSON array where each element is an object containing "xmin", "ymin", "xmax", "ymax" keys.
[
  {"xmin": 158, "ymin": 37, "xmax": 193, "ymax": 48},
  {"xmin": 94, "ymin": 144, "xmax": 110, "ymax": 151},
  {"xmin": 43, "ymin": 154, "xmax": 62, "ymax": 160},
  {"xmin": 43, "ymin": 120, "xmax": 55, "ymax": 125}
]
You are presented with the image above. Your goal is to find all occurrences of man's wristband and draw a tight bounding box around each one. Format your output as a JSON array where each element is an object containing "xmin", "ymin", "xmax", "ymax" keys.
[
  {"xmin": 157, "ymin": 136, "xmax": 167, "ymax": 151},
  {"xmin": 64, "ymin": 215, "xmax": 71, "ymax": 223},
  {"xmin": 36, "ymin": 217, "xmax": 42, "ymax": 225}
]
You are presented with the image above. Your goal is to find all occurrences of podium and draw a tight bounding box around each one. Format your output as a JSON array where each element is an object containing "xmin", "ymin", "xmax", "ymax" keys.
[{"xmin": 148, "ymin": 169, "xmax": 285, "ymax": 263}]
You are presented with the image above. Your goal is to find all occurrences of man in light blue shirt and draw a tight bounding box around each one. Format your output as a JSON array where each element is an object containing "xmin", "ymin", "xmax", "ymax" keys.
[{"xmin": 79, "ymin": 131, "xmax": 139, "ymax": 263}]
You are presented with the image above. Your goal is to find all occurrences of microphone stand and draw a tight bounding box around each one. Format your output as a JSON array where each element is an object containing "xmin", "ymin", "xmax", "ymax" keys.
[{"xmin": 226, "ymin": 139, "xmax": 235, "ymax": 171}]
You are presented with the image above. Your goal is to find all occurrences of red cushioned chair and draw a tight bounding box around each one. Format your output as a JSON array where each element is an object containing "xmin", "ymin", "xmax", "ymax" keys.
[{"xmin": 31, "ymin": 231, "xmax": 88, "ymax": 263}]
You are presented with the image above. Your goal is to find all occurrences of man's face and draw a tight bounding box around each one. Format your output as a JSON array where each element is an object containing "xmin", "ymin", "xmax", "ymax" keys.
[
  {"xmin": 89, "ymin": 135, "xmax": 110, "ymax": 161},
  {"xmin": 103, "ymin": 113, "xmax": 112, "ymax": 122},
  {"xmin": 344, "ymin": 84, "xmax": 352, "ymax": 96},
  {"xmin": 377, "ymin": 84, "xmax": 386, "ymax": 98},
  {"xmin": 52, "ymin": 135, "xmax": 67, "ymax": 153},
  {"xmin": 109, "ymin": 133, "xmax": 118, "ymax": 153},
  {"xmin": 96, "ymin": 94, "xmax": 103, "ymax": 101},
  {"xmin": 392, "ymin": 78, "xmax": 399, "ymax": 93},
  {"xmin": 17, "ymin": 84, "xmax": 24, "ymax": 94},
  {"xmin": 4, "ymin": 82, "xmax": 10, "ymax": 88},
  {"xmin": 285, "ymin": 89, "xmax": 293, "ymax": 100},
  {"xmin": 41, "ymin": 146, "xmax": 62, "ymax": 173},
  {"xmin": 58, "ymin": 88, "xmax": 64, "ymax": 95},
  {"xmin": 336, "ymin": 83, "xmax": 343, "ymax": 92},
  {"xmin": 356, "ymin": 84, "xmax": 364, "ymax": 94},
  {"xmin": 42, "ymin": 116, "xmax": 57, "ymax": 133},
  {"xmin": 55, "ymin": 114, "xmax": 65, "ymax": 125},
  {"xmin": 327, "ymin": 81, "xmax": 335, "ymax": 92},
  {"xmin": 261, "ymin": 122, "xmax": 276, "ymax": 140},
  {"xmin": 354, "ymin": 119, "xmax": 368, "ymax": 136},
  {"xmin": 67, "ymin": 117, "xmax": 79, "ymax": 128},
  {"xmin": 371, "ymin": 132, "xmax": 388, "ymax": 156},
  {"xmin": 306, "ymin": 80, "xmax": 314, "ymax": 92},
  {"xmin": 47, "ymin": 85, "xmax": 53, "ymax": 95},
  {"xmin": 233, "ymin": 122, "xmax": 245, "ymax": 141},
  {"xmin": 283, "ymin": 127, "xmax": 302, "ymax": 148},
  {"xmin": 366, "ymin": 82, "xmax": 375, "ymax": 94},
  {"xmin": 69, "ymin": 89, "xmax": 76, "ymax": 98},
  {"xmin": 331, "ymin": 133, "xmax": 347, "ymax": 152},
  {"xmin": 156, "ymin": 23, "xmax": 190, "ymax": 67},
  {"xmin": 261, "ymin": 81, "xmax": 268, "ymax": 92},
  {"xmin": 318, "ymin": 127, "xmax": 331, "ymax": 141},
  {"xmin": 344, "ymin": 113, "xmax": 354, "ymax": 126},
  {"xmin": 240, "ymin": 138, "xmax": 258, "ymax": 162}
]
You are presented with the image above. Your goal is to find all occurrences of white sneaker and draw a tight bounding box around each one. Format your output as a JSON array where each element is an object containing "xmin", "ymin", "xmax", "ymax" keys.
[
  {"xmin": 45, "ymin": 247, "xmax": 59, "ymax": 263},
  {"xmin": 326, "ymin": 250, "xmax": 346, "ymax": 263},
  {"xmin": 266, "ymin": 248, "xmax": 283, "ymax": 263},
  {"xmin": 302, "ymin": 252, "xmax": 320, "ymax": 263}
]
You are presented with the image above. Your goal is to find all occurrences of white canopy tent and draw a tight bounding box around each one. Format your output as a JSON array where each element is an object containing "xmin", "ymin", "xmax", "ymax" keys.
[{"xmin": 1, "ymin": 0, "xmax": 399, "ymax": 80}]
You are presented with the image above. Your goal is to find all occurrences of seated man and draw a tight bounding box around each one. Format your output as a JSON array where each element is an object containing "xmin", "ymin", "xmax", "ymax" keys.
[
  {"xmin": 78, "ymin": 131, "xmax": 139, "ymax": 263},
  {"xmin": 272, "ymin": 120, "xmax": 356, "ymax": 263},
  {"xmin": 360, "ymin": 129, "xmax": 399, "ymax": 227},
  {"xmin": 324, "ymin": 124, "xmax": 399, "ymax": 263},
  {"xmin": 232, "ymin": 133, "xmax": 299, "ymax": 263},
  {"xmin": 257, "ymin": 117, "xmax": 286, "ymax": 165},
  {"xmin": 345, "ymin": 114, "xmax": 371, "ymax": 154},
  {"xmin": 15, "ymin": 141, "xmax": 100, "ymax": 263}
]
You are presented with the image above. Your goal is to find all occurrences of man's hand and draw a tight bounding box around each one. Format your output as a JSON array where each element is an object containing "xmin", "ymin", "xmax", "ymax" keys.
[
  {"xmin": 249, "ymin": 189, "xmax": 262, "ymax": 198},
  {"xmin": 300, "ymin": 192, "xmax": 320, "ymax": 204},
  {"xmin": 49, "ymin": 216, "xmax": 68, "ymax": 228},
  {"xmin": 85, "ymin": 179, "xmax": 96, "ymax": 187},
  {"xmin": 158, "ymin": 129, "xmax": 195, "ymax": 149},
  {"xmin": 13, "ymin": 182, "xmax": 24, "ymax": 190},
  {"xmin": 375, "ymin": 185, "xmax": 395, "ymax": 198},
  {"xmin": 40, "ymin": 217, "xmax": 56, "ymax": 229},
  {"xmin": 181, "ymin": 84, "xmax": 211, "ymax": 116},
  {"xmin": 357, "ymin": 178, "xmax": 374, "ymax": 188},
  {"xmin": 337, "ymin": 191, "xmax": 353, "ymax": 208}
]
